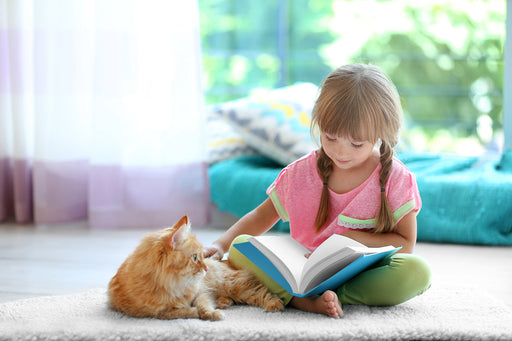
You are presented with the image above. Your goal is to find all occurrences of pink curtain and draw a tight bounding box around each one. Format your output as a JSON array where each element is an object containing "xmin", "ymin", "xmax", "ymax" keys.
[{"xmin": 0, "ymin": 0, "xmax": 210, "ymax": 228}]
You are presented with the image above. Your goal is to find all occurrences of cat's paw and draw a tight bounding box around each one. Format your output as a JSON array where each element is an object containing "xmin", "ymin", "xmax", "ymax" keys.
[
  {"xmin": 215, "ymin": 296, "xmax": 234, "ymax": 309},
  {"xmin": 264, "ymin": 297, "xmax": 285, "ymax": 312},
  {"xmin": 200, "ymin": 309, "xmax": 224, "ymax": 321}
]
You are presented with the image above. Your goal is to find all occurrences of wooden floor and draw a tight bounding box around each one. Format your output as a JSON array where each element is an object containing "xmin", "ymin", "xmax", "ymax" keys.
[{"xmin": 1, "ymin": 219, "xmax": 512, "ymax": 309}]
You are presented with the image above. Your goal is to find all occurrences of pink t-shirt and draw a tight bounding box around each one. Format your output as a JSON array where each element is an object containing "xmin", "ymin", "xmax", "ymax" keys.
[{"xmin": 266, "ymin": 150, "xmax": 421, "ymax": 251}]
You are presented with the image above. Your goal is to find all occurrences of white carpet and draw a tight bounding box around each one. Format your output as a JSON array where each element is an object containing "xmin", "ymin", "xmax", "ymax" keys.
[{"xmin": 1, "ymin": 285, "xmax": 511, "ymax": 341}]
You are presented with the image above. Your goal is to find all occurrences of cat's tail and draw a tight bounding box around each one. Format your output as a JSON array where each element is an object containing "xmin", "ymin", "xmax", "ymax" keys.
[{"xmin": 227, "ymin": 267, "xmax": 284, "ymax": 312}]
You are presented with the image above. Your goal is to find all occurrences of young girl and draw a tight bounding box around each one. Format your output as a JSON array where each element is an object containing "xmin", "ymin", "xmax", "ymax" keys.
[{"xmin": 204, "ymin": 63, "xmax": 431, "ymax": 318}]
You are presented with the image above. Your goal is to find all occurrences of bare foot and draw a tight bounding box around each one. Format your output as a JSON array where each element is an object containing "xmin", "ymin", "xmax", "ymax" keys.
[{"xmin": 289, "ymin": 290, "xmax": 343, "ymax": 318}]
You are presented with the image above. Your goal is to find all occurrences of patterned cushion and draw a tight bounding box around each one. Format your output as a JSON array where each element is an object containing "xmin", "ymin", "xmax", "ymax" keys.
[
  {"xmin": 210, "ymin": 83, "xmax": 319, "ymax": 166},
  {"xmin": 206, "ymin": 110, "xmax": 257, "ymax": 164}
]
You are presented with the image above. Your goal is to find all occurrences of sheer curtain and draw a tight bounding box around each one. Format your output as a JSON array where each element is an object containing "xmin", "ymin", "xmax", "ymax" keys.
[{"xmin": 0, "ymin": 0, "xmax": 210, "ymax": 228}]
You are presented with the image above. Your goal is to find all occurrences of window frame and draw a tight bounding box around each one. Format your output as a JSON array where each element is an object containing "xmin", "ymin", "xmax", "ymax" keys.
[{"xmin": 504, "ymin": 0, "xmax": 511, "ymax": 151}]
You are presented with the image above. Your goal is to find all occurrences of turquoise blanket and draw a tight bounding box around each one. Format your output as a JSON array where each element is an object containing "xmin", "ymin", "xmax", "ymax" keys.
[{"xmin": 209, "ymin": 151, "xmax": 512, "ymax": 245}]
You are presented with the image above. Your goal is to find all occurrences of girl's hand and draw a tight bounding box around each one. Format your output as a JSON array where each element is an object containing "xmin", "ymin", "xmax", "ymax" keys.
[{"xmin": 203, "ymin": 244, "xmax": 224, "ymax": 260}]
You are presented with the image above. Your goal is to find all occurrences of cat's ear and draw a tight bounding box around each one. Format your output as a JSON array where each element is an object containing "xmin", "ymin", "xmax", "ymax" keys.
[{"xmin": 169, "ymin": 215, "xmax": 190, "ymax": 248}]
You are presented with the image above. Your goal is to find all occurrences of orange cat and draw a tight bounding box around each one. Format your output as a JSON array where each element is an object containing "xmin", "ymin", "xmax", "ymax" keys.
[{"xmin": 108, "ymin": 215, "xmax": 283, "ymax": 320}]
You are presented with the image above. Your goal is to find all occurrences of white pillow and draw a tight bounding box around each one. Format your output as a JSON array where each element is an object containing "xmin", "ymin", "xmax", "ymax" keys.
[
  {"xmin": 210, "ymin": 83, "xmax": 318, "ymax": 166},
  {"xmin": 206, "ymin": 109, "xmax": 257, "ymax": 164}
]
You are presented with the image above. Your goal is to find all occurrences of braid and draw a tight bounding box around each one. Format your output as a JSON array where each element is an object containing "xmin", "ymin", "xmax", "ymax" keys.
[
  {"xmin": 314, "ymin": 148, "xmax": 333, "ymax": 231},
  {"xmin": 375, "ymin": 141, "xmax": 395, "ymax": 233}
]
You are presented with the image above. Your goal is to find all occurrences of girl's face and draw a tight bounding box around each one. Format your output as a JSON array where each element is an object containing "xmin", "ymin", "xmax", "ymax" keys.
[{"xmin": 321, "ymin": 132, "xmax": 376, "ymax": 171}]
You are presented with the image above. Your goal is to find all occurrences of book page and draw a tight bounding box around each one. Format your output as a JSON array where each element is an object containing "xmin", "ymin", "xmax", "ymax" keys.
[
  {"xmin": 300, "ymin": 251, "xmax": 363, "ymax": 293},
  {"xmin": 303, "ymin": 235, "xmax": 365, "ymax": 276},
  {"xmin": 248, "ymin": 235, "xmax": 310, "ymax": 293},
  {"xmin": 301, "ymin": 235, "xmax": 395, "ymax": 292}
]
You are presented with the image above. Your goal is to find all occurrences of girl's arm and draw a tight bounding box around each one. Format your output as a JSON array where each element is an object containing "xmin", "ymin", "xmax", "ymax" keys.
[
  {"xmin": 204, "ymin": 197, "xmax": 280, "ymax": 260},
  {"xmin": 342, "ymin": 211, "xmax": 417, "ymax": 253}
]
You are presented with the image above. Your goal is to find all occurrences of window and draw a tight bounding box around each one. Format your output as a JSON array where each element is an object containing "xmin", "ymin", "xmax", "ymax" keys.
[{"xmin": 199, "ymin": 0, "xmax": 506, "ymax": 156}]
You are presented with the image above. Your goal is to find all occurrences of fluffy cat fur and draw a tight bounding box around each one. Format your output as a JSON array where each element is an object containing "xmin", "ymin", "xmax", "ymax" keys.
[{"xmin": 108, "ymin": 215, "xmax": 284, "ymax": 320}]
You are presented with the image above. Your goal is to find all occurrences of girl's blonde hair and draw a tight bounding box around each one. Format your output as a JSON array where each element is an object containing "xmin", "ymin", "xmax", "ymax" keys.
[{"xmin": 311, "ymin": 63, "xmax": 402, "ymax": 233}]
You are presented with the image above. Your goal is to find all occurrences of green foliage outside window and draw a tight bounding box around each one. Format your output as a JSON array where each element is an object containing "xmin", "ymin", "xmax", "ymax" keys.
[{"xmin": 199, "ymin": 0, "xmax": 505, "ymax": 155}]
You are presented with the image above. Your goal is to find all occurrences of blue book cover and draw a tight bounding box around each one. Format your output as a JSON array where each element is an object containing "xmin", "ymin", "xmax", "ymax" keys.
[{"xmin": 234, "ymin": 240, "xmax": 401, "ymax": 297}]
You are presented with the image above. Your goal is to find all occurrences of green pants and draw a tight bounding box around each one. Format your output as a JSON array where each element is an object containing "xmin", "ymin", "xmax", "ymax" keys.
[{"xmin": 229, "ymin": 234, "xmax": 432, "ymax": 306}]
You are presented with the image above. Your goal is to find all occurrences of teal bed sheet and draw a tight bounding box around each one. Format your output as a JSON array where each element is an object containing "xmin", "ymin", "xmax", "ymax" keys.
[{"xmin": 209, "ymin": 151, "xmax": 512, "ymax": 245}]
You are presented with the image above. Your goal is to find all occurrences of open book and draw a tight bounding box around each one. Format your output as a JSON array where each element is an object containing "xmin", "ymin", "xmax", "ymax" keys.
[{"xmin": 233, "ymin": 234, "xmax": 401, "ymax": 297}]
